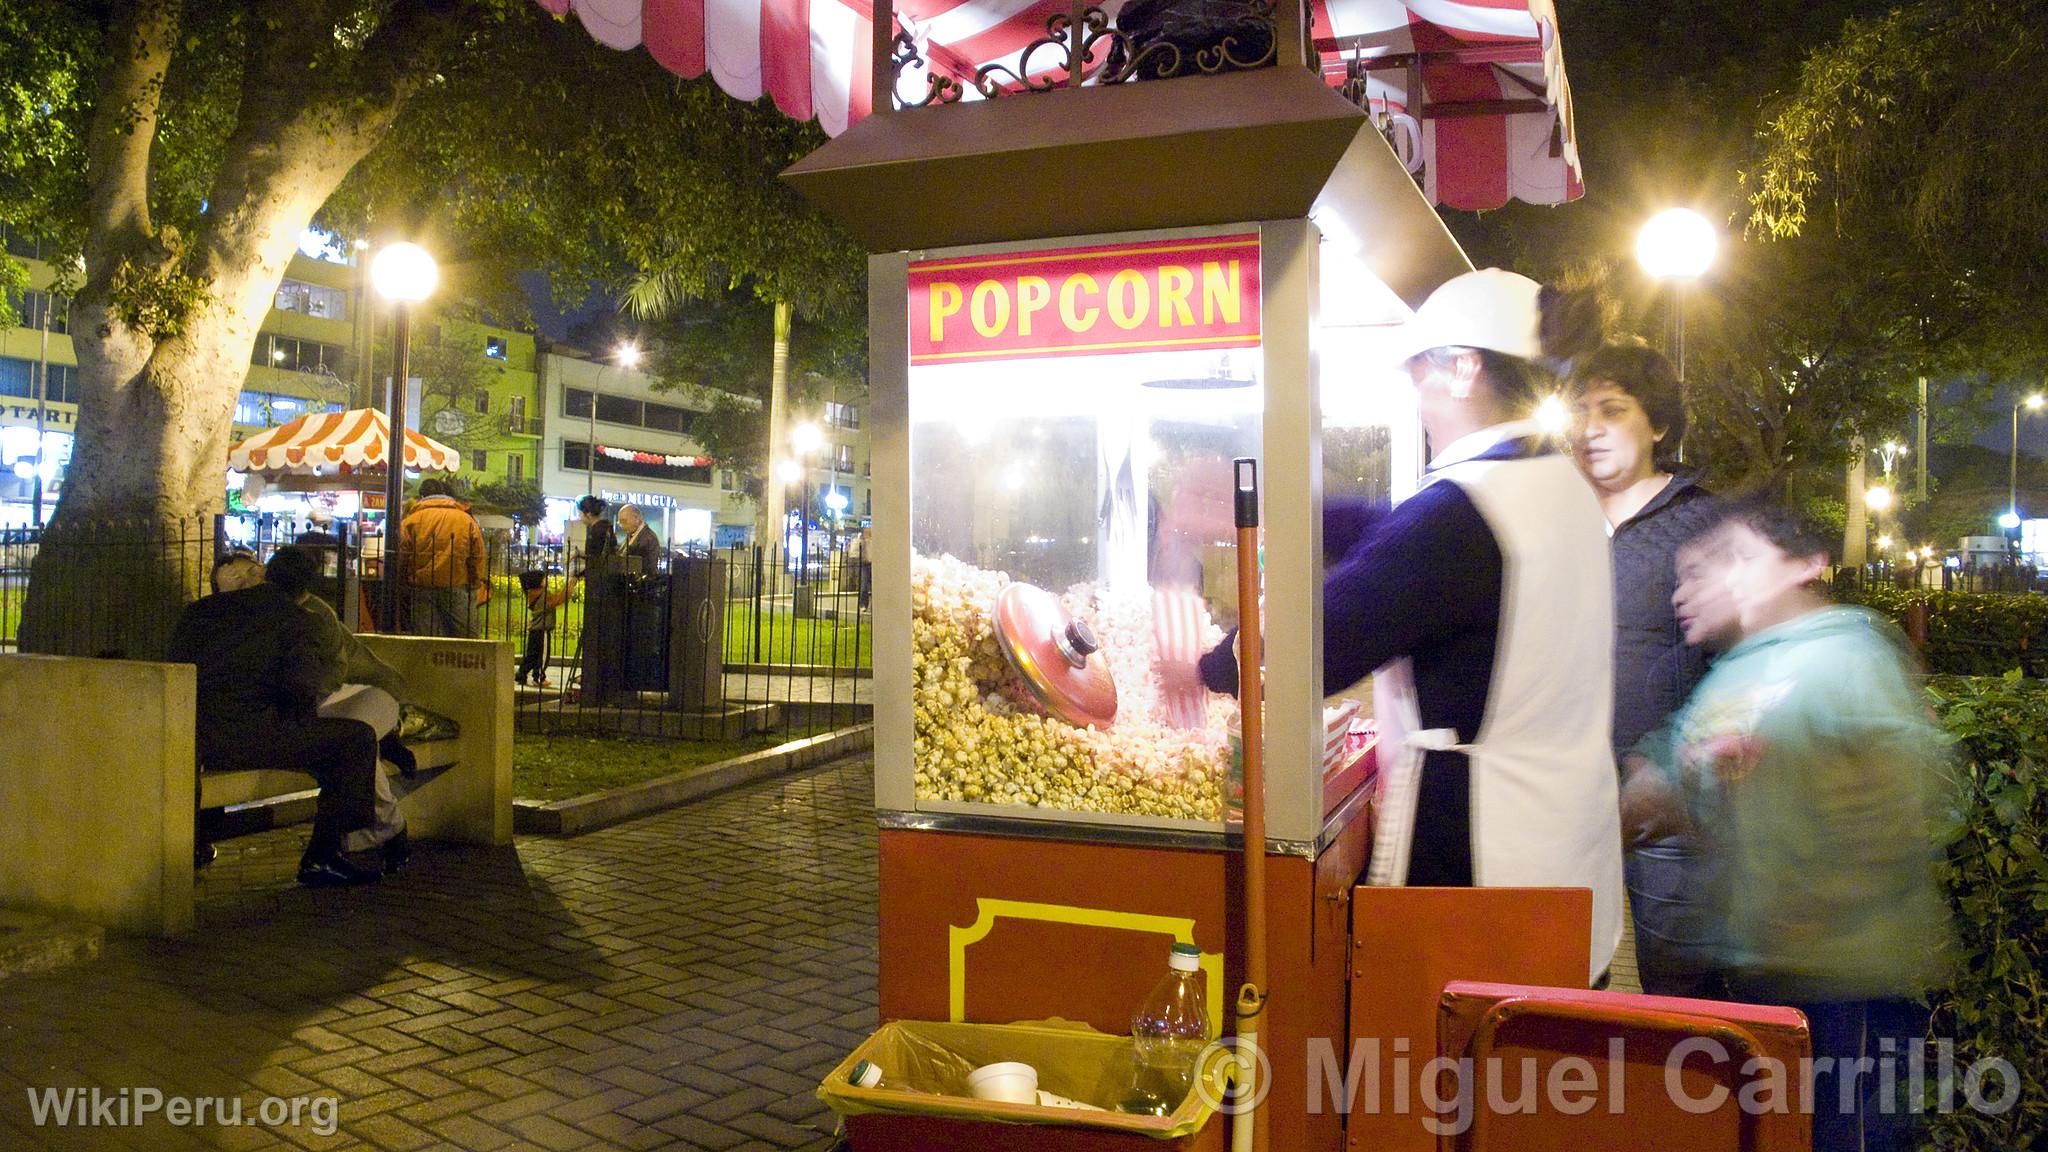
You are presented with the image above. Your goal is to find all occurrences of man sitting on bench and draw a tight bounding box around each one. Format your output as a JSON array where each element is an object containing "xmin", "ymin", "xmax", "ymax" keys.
[{"xmin": 169, "ymin": 555, "xmax": 383, "ymax": 887}]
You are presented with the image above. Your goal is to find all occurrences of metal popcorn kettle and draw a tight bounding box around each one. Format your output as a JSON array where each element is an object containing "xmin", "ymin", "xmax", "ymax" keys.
[{"xmin": 991, "ymin": 581, "xmax": 1119, "ymax": 729}]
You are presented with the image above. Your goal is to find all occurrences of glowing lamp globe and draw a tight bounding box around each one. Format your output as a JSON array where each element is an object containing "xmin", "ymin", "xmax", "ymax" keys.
[
  {"xmin": 615, "ymin": 342, "xmax": 643, "ymax": 369},
  {"xmin": 791, "ymin": 422, "xmax": 824, "ymax": 455},
  {"xmin": 1636, "ymin": 209, "xmax": 1718, "ymax": 280},
  {"xmin": 1864, "ymin": 485, "xmax": 1894, "ymax": 513},
  {"xmin": 2000, "ymin": 511, "xmax": 2023, "ymax": 530},
  {"xmin": 370, "ymin": 242, "xmax": 438, "ymax": 303},
  {"xmin": 776, "ymin": 459, "xmax": 803, "ymax": 485}
]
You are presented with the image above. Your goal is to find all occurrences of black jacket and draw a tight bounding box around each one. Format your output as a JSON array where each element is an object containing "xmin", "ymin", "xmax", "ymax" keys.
[
  {"xmin": 1610, "ymin": 474, "xmax": 1720, "ymax": 758},
  {"xmin": 167, "ymin": 584, "xmax": 327, "ymax": 767}
]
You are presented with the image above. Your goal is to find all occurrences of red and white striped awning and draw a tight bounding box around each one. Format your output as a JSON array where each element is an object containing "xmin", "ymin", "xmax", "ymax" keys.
[
  {"xmin": 536, "ymin": 0, "xmax": 1579, "ymax": 210},
  {"xmin": 227, "ymin": 409, "xmax": 462, "ymax": 477}
]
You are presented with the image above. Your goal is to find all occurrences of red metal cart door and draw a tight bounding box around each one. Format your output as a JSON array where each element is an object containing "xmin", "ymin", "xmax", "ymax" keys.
[
  {"xmin": 1437, "ymin": 981, "xmax": 1812, "ymax": 1152},
  {"xmin": 1343, "ymin": 887, "xmax": 1593, "ymax": 1152}
]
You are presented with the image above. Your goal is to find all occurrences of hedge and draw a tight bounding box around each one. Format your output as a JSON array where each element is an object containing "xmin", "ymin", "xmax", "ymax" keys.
[
  {"xmin": 1841, "ymin": 586, "xmax": 2048, "ymax": 678},
  {"xmin": 1923, "ymin": 672, "xmax": 2048, "ymax": 1149}
]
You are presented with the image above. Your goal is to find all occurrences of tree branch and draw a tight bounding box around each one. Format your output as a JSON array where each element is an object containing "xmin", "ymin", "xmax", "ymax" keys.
[{"xmin": 83, "ymin": 0, "xmax": 180, "ymax": 275}]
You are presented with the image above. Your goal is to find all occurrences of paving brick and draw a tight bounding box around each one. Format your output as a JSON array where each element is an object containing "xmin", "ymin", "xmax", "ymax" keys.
[{"xmin": 0, "ymin": 756, "xmax": 878, "ymax": 1152}]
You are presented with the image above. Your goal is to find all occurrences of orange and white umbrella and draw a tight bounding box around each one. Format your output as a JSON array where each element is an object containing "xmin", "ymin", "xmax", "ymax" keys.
[{"xmin": 227, "ymin": 408, "xmax": 461, "ymax": 476}]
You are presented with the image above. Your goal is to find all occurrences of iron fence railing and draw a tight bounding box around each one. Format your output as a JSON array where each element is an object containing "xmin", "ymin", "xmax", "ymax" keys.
[{"xmin": 2, "ymin": 518, "xmax": 871, "ymax": 744}]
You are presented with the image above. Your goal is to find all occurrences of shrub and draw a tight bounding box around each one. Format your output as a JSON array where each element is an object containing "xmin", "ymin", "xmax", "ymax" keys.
[
  {"xmin": 1922, "ymin": 672, "xmax": 2048, "ymax": 1149},
  {"xmin": 1841, "ymin": 586, "xmax": 2048, "ymax": 678}
]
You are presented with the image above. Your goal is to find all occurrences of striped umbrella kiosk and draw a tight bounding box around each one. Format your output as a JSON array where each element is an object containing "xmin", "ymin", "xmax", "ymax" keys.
[{"xmin": 227, "ymin": 408, "xmax": 462, "ymax": 479}]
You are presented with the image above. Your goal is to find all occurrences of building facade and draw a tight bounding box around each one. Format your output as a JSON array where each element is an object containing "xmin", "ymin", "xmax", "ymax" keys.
[
  {"xmin": 536, "ymin": 350, "xmax": 759, "ymax": 548},
  {"xmin": 1, "ymin": 228, "xmax": 543, "ymax": 527}
]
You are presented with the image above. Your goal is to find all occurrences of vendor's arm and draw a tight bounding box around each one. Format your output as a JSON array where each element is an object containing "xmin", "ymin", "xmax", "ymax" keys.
[
  {"xmin": 1199, "ymin": 484, "xmax": 1499, "ymax": 694},
  {"xmin": 1323, "ymin": 497, "xmax": 1392, "ymax": 564},
  {"xmin": 1321, "ymin": 482, "xmax": 1501, "ymax": 690}
]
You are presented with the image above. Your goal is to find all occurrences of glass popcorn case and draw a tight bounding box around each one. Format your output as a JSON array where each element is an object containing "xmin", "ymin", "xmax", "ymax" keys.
[{"xmin": 871, "ymin": 221, "xmax": 1424, "ymax": 846}]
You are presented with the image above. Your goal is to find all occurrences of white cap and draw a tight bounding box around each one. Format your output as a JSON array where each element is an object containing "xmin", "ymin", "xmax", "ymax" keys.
[
  {"xmin": 1168, "ymin": 943, "xmax": 1202, "ymax": 972},
  {"xmin": 1390, "ymin": 268, "xmax": 1545, "ymax": 364}
]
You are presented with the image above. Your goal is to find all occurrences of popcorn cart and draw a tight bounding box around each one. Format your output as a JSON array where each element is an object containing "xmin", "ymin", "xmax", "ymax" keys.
[{"xmin": 780, "ymin": 6, "xmax": 1806, "ymax": 1151}]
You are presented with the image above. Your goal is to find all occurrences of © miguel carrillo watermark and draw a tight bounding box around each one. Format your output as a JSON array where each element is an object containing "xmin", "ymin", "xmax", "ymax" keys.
[
  {"xmin": 1196, "ymin": 1035, "xmax": 2028, "ymax": 1135},
  {"xmin": 24, "ymin": 1088, "xmax": 341, "ymax": 1137}
]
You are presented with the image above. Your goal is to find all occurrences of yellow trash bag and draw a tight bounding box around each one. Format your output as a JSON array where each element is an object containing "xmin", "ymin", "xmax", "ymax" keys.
[{"xmin": 817, "ymin": 1019, "xmax": 1230, "ymax": 1140}]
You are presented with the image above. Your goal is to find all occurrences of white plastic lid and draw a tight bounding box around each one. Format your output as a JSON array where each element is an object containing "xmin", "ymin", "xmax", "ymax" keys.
[
  {"xmin": 1168, "ymin": 943, "xmax": 1202, "ymax": 972},
  {"xmin": 848, "ymin": 1060, "xmax": 883, "ymax": 1089}
]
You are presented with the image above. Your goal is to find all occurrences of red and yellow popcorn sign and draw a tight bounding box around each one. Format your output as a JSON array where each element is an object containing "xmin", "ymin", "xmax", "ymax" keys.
[{"xmin": 908, "ymin": 235, "xmax": 1261, "ymax": 365}]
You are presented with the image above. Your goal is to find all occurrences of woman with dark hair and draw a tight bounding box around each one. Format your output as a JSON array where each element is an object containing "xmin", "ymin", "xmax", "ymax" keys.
[
  {"xmin": 1569, "ymin": 343, "xmax": 1725, "ymax": 997},
  {"xmin": 1201, "ymin": 267, "xmax": 1624, "ymax": 985}
]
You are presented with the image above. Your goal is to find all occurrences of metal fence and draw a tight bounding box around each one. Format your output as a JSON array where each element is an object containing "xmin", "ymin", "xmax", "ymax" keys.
[{"xmin": 1, "ymin": 517, "xmax": 871, "ymax": 745}]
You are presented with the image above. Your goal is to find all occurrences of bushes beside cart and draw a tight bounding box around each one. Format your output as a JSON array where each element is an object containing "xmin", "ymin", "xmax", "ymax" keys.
[
  {"xmin": 1923, "ymin": 672, "xmax": 2048, "ymax": 1149},
  {"xmin": 1842, "ymin": 585, "xmax": 2048, "ymax": 678}
]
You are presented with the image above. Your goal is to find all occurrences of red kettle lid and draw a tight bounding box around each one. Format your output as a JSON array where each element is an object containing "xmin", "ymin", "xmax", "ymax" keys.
[{"xmin": 992, "ymin": 582, "xmax": 1119, "ymax": 729}]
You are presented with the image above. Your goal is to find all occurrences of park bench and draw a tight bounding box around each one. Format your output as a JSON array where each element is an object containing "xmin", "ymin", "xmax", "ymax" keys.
[{"xmin": 0, "ymin": 636, "xmax": 513, "ymax": 936}]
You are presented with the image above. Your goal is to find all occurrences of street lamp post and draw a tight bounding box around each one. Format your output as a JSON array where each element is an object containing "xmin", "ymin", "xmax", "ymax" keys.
[
  {"xmin": 1636, "ymin": 208, "xmax": 1719, "ymax": 387},
  {"xmin": 586, "ymin": 342, "xmax": 643, "ymax": 496},
  {"xmin": 789, "ymin": 422, "xmax": 823, "ymax": 586},
  {"xmin": 370, "ymin": 242, "xmax": 438, "ymax": 632},
  {"xmin": 2009, "ymin": 393, "xmax": 2045, "ymax": 531}
]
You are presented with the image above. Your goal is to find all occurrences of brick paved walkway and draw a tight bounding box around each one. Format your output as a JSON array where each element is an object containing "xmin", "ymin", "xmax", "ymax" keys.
[{"xmin": 0, "ymin": 756, "xmax": 879, "ymax": 1152}]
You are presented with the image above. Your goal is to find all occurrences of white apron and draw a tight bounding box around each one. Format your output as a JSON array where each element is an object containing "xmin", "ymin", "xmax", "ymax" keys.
[{"xmin": 1365, "ymin": 444, "xmax": 1624, "ymax": 982}]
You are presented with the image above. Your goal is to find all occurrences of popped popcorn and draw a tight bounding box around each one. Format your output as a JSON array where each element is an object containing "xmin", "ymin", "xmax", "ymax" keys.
[{"xmin": 910, "ymin": 553, "xmax": 1236, "ymax": 821}]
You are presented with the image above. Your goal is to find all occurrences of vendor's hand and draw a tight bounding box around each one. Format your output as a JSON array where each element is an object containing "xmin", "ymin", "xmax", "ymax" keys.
[{"xmin": 1618, "ymin": 756, "xmax": 1688, "ymax": 845}]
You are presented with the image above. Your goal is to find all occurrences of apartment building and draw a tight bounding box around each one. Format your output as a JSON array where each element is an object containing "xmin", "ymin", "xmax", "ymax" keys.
[{"xmin": 0, "ymin": 227, "xmax": 541, "ymax": 527}]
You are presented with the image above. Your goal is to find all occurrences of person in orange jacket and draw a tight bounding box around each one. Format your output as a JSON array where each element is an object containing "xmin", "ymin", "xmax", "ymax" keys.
[{"xmin": 399, "ymin": 477, "xmax": 487, "ymax": 637}]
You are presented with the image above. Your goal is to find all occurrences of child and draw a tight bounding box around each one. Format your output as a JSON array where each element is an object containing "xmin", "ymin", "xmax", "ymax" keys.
[
  {"xmin": 516, "ymin": 569, "xmax": 571, "ymax": 688},
  {"xmin": 1631, "ymin": 501, "xmax": 1954, "ymax": 1152}
]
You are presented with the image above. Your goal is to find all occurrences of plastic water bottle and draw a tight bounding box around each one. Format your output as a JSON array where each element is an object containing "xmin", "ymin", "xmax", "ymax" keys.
[{"xmin": 1123, "ymin": 942, "xmax": 1210, "ymax": 1115}]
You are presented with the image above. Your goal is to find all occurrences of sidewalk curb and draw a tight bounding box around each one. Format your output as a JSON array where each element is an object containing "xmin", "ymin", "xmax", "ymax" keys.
[{"xmin": 513, "ymin": 724, "xmax": 873, "ymax": 836}]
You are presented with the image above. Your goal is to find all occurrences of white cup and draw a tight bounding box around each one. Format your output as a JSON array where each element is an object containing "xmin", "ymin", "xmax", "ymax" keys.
[{"xmin": 965, "ymin": 1061, "xmax": 1039, "ymax": 1105}]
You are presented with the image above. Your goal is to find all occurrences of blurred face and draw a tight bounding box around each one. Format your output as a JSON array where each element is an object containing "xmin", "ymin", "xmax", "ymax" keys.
[
  {"xmin": 1672, "ymin": 531, "xmax": 1740, "ymax": 651},
  {"xmin": 1722, "ymin": 521, "xmax": 1829, "ymax": 635},
  {"xmin": 618, "ymin": 507, "xmax": 643, "ymax": 533},
  {"xmin": 1571, "ymin": 383, "xmax": 1663, "ymax": 490}
]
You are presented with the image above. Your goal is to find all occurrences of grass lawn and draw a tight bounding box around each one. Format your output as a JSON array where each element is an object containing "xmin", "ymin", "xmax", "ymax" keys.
[{"xmin": 512, "ymin": 732, "xmax": 791, "ymax": 802}]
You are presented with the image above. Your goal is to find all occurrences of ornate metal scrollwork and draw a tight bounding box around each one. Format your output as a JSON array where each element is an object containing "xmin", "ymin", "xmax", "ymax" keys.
[
  {"xmin": 891, "ymin": 0, "xmax": 1281, "ymax": 105},
  {"xmin": 892, "ymin": 30, "xmax": 963, "ymax": 107}
]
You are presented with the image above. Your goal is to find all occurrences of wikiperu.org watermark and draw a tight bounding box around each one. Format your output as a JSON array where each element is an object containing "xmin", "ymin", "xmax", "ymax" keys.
[{"xmin": 25, "ymin": 1088, "xmax": 339, "ymax": 1137}]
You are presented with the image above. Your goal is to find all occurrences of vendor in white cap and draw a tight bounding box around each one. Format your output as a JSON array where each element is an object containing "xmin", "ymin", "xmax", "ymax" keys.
[{"xmin": 1201, "ymin": 268, "xmax": 1623, "ymax": 983}]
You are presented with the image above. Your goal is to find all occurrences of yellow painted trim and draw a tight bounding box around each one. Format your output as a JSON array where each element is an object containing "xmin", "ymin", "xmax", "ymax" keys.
[
  {"xmin": 911, "ymin": 335, "xmax": 1261, "ymax": 364},
  {"xmin": 912, "ymin": 238, "xmax": 1259, "ymax": 275},
  {"xmin": 948, "ymin": 898, "xmax": 1225, "ymax": 1037}
]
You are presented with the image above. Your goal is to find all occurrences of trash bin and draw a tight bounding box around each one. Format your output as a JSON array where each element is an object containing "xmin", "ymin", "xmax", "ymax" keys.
[{"xmin": 818, "ymin": 1020, "xmax": 1228, "ymax": 1152}]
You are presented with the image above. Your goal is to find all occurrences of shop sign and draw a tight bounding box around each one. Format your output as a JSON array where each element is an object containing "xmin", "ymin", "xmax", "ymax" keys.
[
  {"xmin": 3, "ymin": 403, "xmax": 77, "ymax": 426},
  {"xmin": 601, "ymin": 488, "xmax": 680, "ymax": 510},
  {"xmin": 908, "ymin": 234, "xmax": 1261, "ymax": 364}
]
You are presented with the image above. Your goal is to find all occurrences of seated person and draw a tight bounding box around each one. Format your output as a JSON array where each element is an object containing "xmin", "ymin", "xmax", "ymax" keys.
[
  {"xmin": 169, "ymin": 553, "xmax": 382, "ymax": 887},
  {"xmin": 266, "ymin": 546, "xmax": 413, "ymax": 871}
]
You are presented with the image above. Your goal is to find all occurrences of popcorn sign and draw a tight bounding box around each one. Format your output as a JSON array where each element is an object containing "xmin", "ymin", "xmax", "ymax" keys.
[{"xmin": 909, "ymin": 234, "xmax": 1262, "ymax": 365}]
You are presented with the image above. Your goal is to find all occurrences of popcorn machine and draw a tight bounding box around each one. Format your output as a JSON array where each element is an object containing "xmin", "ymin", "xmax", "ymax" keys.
[{"xmin": 786, "ymin": 59, "xmax": 1484, "ymax": 1145}]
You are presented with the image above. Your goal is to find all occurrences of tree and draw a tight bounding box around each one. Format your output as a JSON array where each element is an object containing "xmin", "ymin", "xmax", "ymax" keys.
[
  {"xmin": 1, "ymin": 0, "xmax": 864, "ymax": 656},
  {"xmin": 638, "ymin": 283, "xmax": 864, "ymax": 541},
  {"xmin": 469, "ymin": 477, "xmax": 544, "ymax": 527},
  {"xmin": 2, "ymin": 0, "xmax": 511, "ymax": 656},
  {"xmin": 1748, "ymin": 0, "xmax": 2048, "ymax": 316}
]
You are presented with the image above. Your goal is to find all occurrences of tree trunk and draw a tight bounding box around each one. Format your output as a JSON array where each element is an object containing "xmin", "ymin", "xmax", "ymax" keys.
[{"xmin": 759, "ymin": 297, "xmax": 794, "ymax": 549}]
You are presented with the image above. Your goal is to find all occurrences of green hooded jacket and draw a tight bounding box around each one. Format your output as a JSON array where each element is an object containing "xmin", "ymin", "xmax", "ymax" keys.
[{"xmin": 1640, "ymin": 605, "xmax": 1954, "ymax": 1001}]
